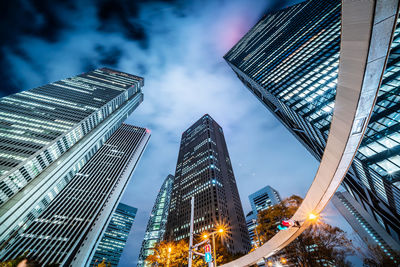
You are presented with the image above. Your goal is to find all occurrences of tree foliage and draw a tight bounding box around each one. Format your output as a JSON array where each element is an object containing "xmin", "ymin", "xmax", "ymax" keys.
[
  {"xmin": 0, "ymin": 253, "xmax": 43, "ymax": 267},
  {"xmin": 255, "ymin": 195, "xmax": 354, "ymax": 267},
  {"xmin": 145, "ymin": 240, "xmax": 205, "ymax": 266},
  {"xmin": 145, "ymin": 237, "xmax": 241, "ymax": 266},
  {"xmin": 214, "ymin": 238, "xmax": 245, "ymax": 264},
  {"xmin": 95, "ymin": 259, "xmax": 112, "ymax": 267}
]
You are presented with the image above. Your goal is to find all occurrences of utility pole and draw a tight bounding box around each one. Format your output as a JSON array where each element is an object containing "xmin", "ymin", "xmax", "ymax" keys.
[
  {"xmin": 212, "ymin": 233, "xmax": 217, "ymax": 267},
  {"xmin": 188, "ymin": 196, "xmax": 195, "ymax": 267}
]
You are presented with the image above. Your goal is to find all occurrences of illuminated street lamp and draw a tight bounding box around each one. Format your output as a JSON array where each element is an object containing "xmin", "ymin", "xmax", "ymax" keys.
[
  {"xmin": 280, "ymin": 257, "xmax": 287, "ymax": 264},
  {"xmin": 308, "ymin": 213, "xmax": 319, "ymax": 221},
  {"xmin": 203, "ymin": 226, "xmax": 226, "ymax": 267}
]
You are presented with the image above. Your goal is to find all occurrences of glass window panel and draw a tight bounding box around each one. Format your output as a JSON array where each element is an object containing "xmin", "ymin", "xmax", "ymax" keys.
[
  {"xmin": 359, "ymin": 146, "xmax": 375, "ymax": 157},
  {"xmin": 379, "ymin": 137, "xmax": 398, "ymax": 149},
  {"xmin": 368, "ymin": 142, "xmax": 386, "ymax": 153},
  {"xmin": 377, "ymin": 160, "xmax": 399, "ymax": 174}
]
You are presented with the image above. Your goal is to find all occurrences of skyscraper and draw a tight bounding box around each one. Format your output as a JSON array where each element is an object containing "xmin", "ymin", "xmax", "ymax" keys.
[
  {"xmin": 138, "ymin": 174, "xmax": 174, "ymax": 266},
  {"xmin": 224, "ymin": 0, "xmax": 400, "ymax": 243},
  {"xmin": 91, "ymin": 203, "xmax": 138, "ymax": 267},
  {"xmin": 0, "ymin": 68, "xmax": 144, "ymax": 250},
  {"xmin": 248, "ymin": 186, "xmax": 281, "ymax": 214},
  {"xmin": 246, "ymin": 186, "xmax": 281, "ymax": 245},
  {"xmin": 332, "ymin": 191, "xmax": 400, "ymax": 258},
  {"xmin": 0, "ymin": 124, "xmax": 150, "ymax": 266},
  {"xmin": 166, "ymin": 114, "xmax": 251, "ymax": 254}
]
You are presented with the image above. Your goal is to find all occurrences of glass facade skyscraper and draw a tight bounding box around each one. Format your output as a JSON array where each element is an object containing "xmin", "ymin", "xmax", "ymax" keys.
[
  {"xmin": 248, "ymin": 185, "xmax": 281, "ymax": 214},
  {"xmin": 165, "ymin": 114, "xmax": 251, "ymax": 254},
  {"xmin": 332, "ymin": 191, "xmax": 400, "ymax": 259},
  {"xmin": 91, "ymin": 203, "xmax": 138, "ymax": 267},
  {"xmin": 1, "ymin": 124, "xmax": 150, "ymax": 266},
  {"xmin": 0, "ymin": 68, "xmax": 144, "ymax": 251},
  {"xmin": 224, "ymin": 0, "xmax": 400, "ymax": 243},
  {"xmin": 138, "ymin": 174, "xmax": 174, "ymax": 266},
  {"xmin": 245, "ymin": 186, "xmax": 281, "ymax": 246}
]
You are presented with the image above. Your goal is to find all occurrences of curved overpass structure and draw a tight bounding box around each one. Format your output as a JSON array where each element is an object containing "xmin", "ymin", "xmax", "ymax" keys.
[{"xmin": 222, "ymin": 0, "xmax": 399, "ymax": 266}]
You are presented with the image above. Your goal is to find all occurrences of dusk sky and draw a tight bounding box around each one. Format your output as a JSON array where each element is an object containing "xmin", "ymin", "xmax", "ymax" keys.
[{"xmin": 1, "ymin": 0, "xmax": 364, "ymax": 265}]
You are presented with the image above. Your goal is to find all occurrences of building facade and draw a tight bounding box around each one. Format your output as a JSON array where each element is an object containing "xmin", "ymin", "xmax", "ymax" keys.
[
  {"xmin": 137, "ymin": 174, "xmax": 174, "ymax": 266},
  {"xmin": 332, "ymin": 191, "xmax": 400, "ymax": 258},
  {"xmin": 90, "ymin": 203, "xmax": 138, "ymax": 267},
  {"xmin": 165, "ymin": 114, "xmax": 251, "ymax": 254},
  {"xmin": 224, "ymin": 0, "xmax": 400, "ymax": 243},
  {"xmin": 0, "ymin": 68, "xmax": 144, "ymax": 251},
  {"xmin": 246, "ymin": 186, "xmax": 281, "ymax": 246},
  {"xmin": 249, "ymin": 186, "xmax": 281, "ymax": 214},
  {"xmin": 0, "ymin": 124, "xmax": 150, "ymax": 266}
]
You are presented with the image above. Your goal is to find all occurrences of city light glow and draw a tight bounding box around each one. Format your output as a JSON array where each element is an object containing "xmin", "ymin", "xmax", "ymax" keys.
[{"xmin": 308, "ymin": 213, "xmax": 318, "ymax": 220}]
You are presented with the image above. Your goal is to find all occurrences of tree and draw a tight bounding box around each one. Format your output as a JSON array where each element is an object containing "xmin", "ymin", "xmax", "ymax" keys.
[
  {"xmin": 214, "ymin": 238, "xmax": 245, "ymax": 264},
  {"xmin": 360, "ymin": 243, "xmax": 400, "ymax": 267},
  {"xmin": 145, "ymin": 240, "xmax": 206, "ymax": 266},
  {"xmin": 255, "ymin": 195, "xmax": 354, "ymax": 267},
  {"xmin": 0, "ymin": 253, "xmax": 43, "ymax": 267},
  {"xmin": 145, "ymin": 237, "xmax": 239, "ymax": 266},
  {"xmin": 96, "ymin": 259, "xmax": 106, "ymax": 267},
  {"xmin": 256, "ymin": 195, "xmax": 302, "ymax": 244}
]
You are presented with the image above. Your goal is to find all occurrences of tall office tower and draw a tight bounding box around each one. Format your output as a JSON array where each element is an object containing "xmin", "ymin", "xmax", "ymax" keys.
[
  {"xmin": 0, "ymin": 68, "xmax": 144, "ymax": 250},
  {"xmin": 138, "ymin": 174, "xmax": 174, "ymax": 266},
  {"xmin": 249, "ymin": 185, "xmax": 281, "ymax": 214},
  {"xmin": 90, "ymin": 203, "xmax": 138, "ymax": 267},
  {"xmin": 246, "ymin": 186, "xmax": 281, "ymax": 245},
  {"xmin": 1, "ymin": 124, "xmax": 150, "ymax": 266},
  {"xmin": 165, "ymin": 114, "xmax": 251, "ymax": 254},
  {"xmin": 224, "ymin": 0, "xmax": 400, "ymax": 243},
  {"xmin": 332, "ymin": 191, "xmax": 400, "ymax": 258}
]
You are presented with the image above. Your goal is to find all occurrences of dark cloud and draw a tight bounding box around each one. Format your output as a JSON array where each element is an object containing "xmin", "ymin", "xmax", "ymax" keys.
[
  {"xmin": 0, "ymin": 0, "xmax": 72, "ymax": 44},
  {"xmin": 96, "ymin": 45, "xmax": 123, "ymax": 67},
  {"xmin": 96, "ymin": 0, "xmax": 148, "ymax": 47}
]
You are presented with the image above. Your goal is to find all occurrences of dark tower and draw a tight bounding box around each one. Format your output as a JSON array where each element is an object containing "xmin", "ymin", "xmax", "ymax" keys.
[{"xmin": 166, "ymin": 115, "xmax": 251, "ymax": 254}]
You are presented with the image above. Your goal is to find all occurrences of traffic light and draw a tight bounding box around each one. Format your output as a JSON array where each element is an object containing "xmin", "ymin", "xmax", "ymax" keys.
[
  {"xmin": 204, "ymin": 244, "xmax": 212, "ymax": 263},
  {"xmin": 277, "ymin": 219, "xmax": 298, "ymax": 230}
]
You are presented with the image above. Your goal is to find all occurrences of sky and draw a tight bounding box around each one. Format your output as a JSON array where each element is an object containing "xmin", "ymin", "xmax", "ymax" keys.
[{"xmin": 0, "ymin": 0, "xmax": 364, "ymax": 265}]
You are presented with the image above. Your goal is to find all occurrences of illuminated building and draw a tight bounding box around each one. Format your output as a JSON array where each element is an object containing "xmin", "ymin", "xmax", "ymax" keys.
[
  {"xmin": 246, "ymin": 186, "xmax": 281, "ymax": 246},
  {"xmin": 0, "ymin": 68, "xmax": 144, "ymax": 251},
  {"xmin": 165, "ymin": 114, "xmax": 251, "ymax": 254},
  {"xmin": 90, "ymin": 203, "xmax": 138, "ymax": 267},
  {"xmin": 0, "ymin": 124, "xmax": 150, "ymax": 266},
  {"xmin": 137, "ymin": 174, "xmax": 174, "ymax": 266},
  {"xmin": 224, "ymin": 0, "xmax": 400, "ymax": 243},
  {"xmin": 333, "ymin": 191, "xmax": 400, "ymax": 258}
]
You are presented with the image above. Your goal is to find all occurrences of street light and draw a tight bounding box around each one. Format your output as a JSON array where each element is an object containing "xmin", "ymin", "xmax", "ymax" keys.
[
  {"xmin": 202, "ymin": 226, "xmax": 226, "ymax": 267},
  {"xmin": 280, "ymin": 257, "xmax": 287, "ymax": 264},
  {"xmin": 308, "ymin": 213, "xmax": 318, "ymax": 220}
]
